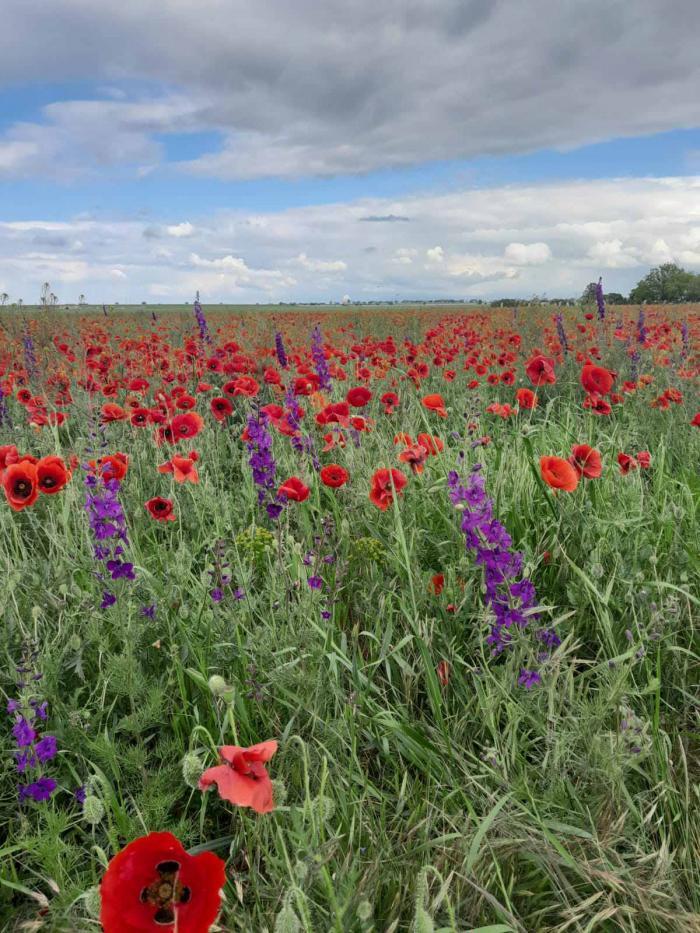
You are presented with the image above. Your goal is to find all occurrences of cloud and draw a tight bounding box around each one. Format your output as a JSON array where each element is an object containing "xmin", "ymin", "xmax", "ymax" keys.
[
  {"xmin": 0, "ymin": 1, "xmax": 699, "ymax": 180},
  {"xmin": 165, "ymin": 222, "xmax": 195, "ymax": 238},
  {"xmin": 359, "ymin": 215, "xmax": 412, "ymax": 223},
  {"xmin": 294, "ymin": 252, "xmax": 347, "ymax": 273},
  {"xmin": 504, "ymin": 242, "xmax": 552, "ymax": 264},
  {"xmin": 0, "ymin": 176, "xmax": 698, "ymax": 302},
  {"xmin": 426, "ymin": 246, "xmax": 444, "ymax": 263}
]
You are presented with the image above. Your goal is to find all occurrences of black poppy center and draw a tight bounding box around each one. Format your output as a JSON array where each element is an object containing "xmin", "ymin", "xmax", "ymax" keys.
[
  {"xmin": 140, "ymin": 860, "xmax": 191, "ymax": 925},
  {"xmin": 14, "ymin": 480, "xmax": 32, "ymax": 498},
  {"xmin": 42, "ymin": 477, "xmax": 56, "ymax": 488}
]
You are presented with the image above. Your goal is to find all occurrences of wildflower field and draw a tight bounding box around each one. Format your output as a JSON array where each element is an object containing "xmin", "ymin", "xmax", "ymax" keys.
[{"xmin": 1, "ymin": 300, "xmax": 699, "ymax": 932}]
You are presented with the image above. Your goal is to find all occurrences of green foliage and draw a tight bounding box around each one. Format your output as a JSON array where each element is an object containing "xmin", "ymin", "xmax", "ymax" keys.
[
  {"xmin": 630, "ymin": 262, "xmax": 700, "ymax": 303},
  {"xmin": 0, "ymin": 304, "xmax": 698, "ymax": 931}
]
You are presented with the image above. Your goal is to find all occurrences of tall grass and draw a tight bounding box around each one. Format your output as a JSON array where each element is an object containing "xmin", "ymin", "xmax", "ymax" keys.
[{"xmin": 0, "ymin": 304, "xmax": 698, "ymax": 931}]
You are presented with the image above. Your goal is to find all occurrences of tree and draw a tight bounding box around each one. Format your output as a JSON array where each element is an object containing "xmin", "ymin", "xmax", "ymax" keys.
[
  {"xmin": 605, "ymin": 292, "xmax": 627, "ymax": 305},
  {"xmin": 0, "ymin": 293, "xmax": 8, "ymax": 306},
  {"xmin": 40, "ymin": 282, "xmax": 50, "ymax": 306},
  {"xmin": 78, "ymin": 294, "xmax": 86, "ymax": 306},
  {"xmin": 629, "ymin": 263, "xmax": 700, "ymax": 303},
  {"xmin": 581, "ymin": 282, "xmax": 598, "ymax": 302}
]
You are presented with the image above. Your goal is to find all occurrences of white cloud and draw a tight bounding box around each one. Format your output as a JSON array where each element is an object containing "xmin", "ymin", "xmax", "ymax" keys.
[
  {"xmin": 0, "ymin": 176, "xmax": 698, "ymax": 303},
  {"xmin": 504, "ymin": 242, "xmax": 552, "ymax": 265},
  {"xmin": 165, "ymin": 222, "xmax": 194, "ymax": 238},
  {"xmin": 294, "ymin": 252, "xmax": 347, "ymax": 273},
  {"xmin": 426, "ymin": 246, "xmax": 444, "ymax": 263}
]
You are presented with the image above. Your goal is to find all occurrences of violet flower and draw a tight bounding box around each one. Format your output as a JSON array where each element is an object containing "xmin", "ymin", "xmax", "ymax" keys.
[
  {"xmin": 8, "ymin": 642, "xmax": 58, "ymax": 803},
  {"xmin": 448, "ymin": 464, "xmax": 559, "ymax": 684},
  {"xmin": 595, "ymin": 278, "xmax": 606, "ymax": 322},
  {"xmin": 275, "ymin": 331, "xmax": 288, "ymax": 369},
  {"xmin": 311, "ymin": 324, "xmax": 332, "ymax": 391}
]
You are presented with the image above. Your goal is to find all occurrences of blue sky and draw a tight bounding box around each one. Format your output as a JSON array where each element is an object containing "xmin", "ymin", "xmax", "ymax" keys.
[{"xmin": 1, "ymin": 0, "xmax": 699, "ymax": 302}]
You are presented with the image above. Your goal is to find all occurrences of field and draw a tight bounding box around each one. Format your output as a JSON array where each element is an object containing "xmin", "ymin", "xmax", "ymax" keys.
[{"xmin": 0, "ymin": 301, "xmax": 699, "ymax": 932}]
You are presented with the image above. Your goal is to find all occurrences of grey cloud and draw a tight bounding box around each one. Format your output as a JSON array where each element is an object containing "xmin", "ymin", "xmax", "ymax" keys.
[
  {"xmin": 359, "ymin": 215, "xmax": 412, "ymax": 223},
  {"xmin": 0, "ymin": 1, "xmax": 698, "ymax": 180}
]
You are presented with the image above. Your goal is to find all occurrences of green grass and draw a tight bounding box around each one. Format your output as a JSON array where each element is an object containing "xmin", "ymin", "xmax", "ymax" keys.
[{"xmin": 0, "ymin": 305, "xmax": 698, "ymax": 931}]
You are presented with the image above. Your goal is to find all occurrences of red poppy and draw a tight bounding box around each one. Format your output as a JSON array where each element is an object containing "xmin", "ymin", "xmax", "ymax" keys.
[
  {"xmin": 617, "ymin": 453, "xmax": 638, "ymax": 475},
  {"xmin": 380, "ymin": 391, "xmax": 399, "ymax": 413},
  {"xmin": 436, "ymin": 660, "xmax": 450, "ymax": 687},
  {"xmin": 346, "ymin": 386, "xmax": 372, "ymax": 408},
  {"xmin": 98, "ymin": 453, "xmax": 129, "ymax": 482},
  {"xmin": 636, "ymin": 451, "xmax": 651, "ymax": 469},
  {"xmin": 130, "ymin": 407, "xmax": 150, "ymax": 428},
  {"xmin": 278, "ymin": 476, "xmax": 310, "ymax": 502},
  {"xmin": 583, "ymin": 393, "xmax": 612, "ymax": 415},
  {"xmin": 319, "ymin": 464, "xmax": 349, "ymax": 488},
  {"xmin": 36, "ymin": 455, "xmax": 71, "ymax": 494},
  {"xmin": 581, "ymin": 363, "xmax": 616, "ymax": 396},
  {"xmin": 232, "ymin": 376, "xmax": 260, "ymax": 397},
  {"xmin": 158, "ymin": 455, "xmax": 199, "ymax": 484},
  {"xmin": 540, "ymin": 456, "xmax": 579, "ymax": 492},
  {"xmin": 691, "ymin": 412, "xmax": 700, "ymax": 427},
  {"xmin": 525, "ymin": 355, "xmax": 556, "ymax": 386},
  {"xmin": 100, "ymin": 831, "xmax": 225, "ymax": 933},
  {"xmin": 199, "ymin": 740, "xmax": 278, "ymax": 814},
  {"xmin": 416, "ymin": 433, "xmax": 444, "ymax": 456},
  {"xmin": 99, "ymin": 403, "xmax": 128, "ymax": 424},
  {"xmin": 0, "ymin": 444, "xmax": 19, "ymax": 471},
  {"xmin": 393, "ymin": 432, "xmax": 413, "ymax": 446},
  {"xmin": 175, "ymin": 394, "xmax": 196, "ymax": 411},
  {"xmin": 399, "ymin": 444, "xmax": 428, "ymax": 475},
  {"xmin": 515, "ymin": 388, "xmax": 538, "ymax": 409},
  {"xmin": 2, "ymin": 461, "xmax": 39, "ymax": 511},
  {"xmin": 210, "ymin": 396, "xmax": 233, "ymax": 422},
  {"xmin": 429, "ymin": 573, "xmax": 445, "ymax": 595},
  {"xmin": 171, "ymin": 412, "xmax": 204, "ymax": 443},
  {"xmin": 422, "ymin": 394, "xmax": 447, "ymax": 417},
  {"xmin": 146, "ymin": 497, "xmax": 176, "ymax": 522},
  {"xmin": 568, "ymin": 444, "xmax": 602, "ymax": 479},
  {"xmin": 369, "ymin": 468, "xmax": 407, "ymax": 510}
]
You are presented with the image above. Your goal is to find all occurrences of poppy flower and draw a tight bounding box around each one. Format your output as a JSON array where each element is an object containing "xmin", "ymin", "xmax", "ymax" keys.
[
  {"xmin": 436, "ymin": 660, "xmax": 450, "ymax": 687},
  {"xmin": 393, "ymin": 433, "xmax": 413, "ymax": 446},
  {"xmin": 583, "ymin": 393, "xmax": 612, "ymax": 415},
  {"xmin": 568, "ymin": 444, "xmax": 602, "ymax": 479},
  {"xmin": 320, "ymin": 464, "xmax": 349, "ymax": 488},
  {"xmin": 0, "ymin": 444, "xmax": 19, "ymax": 470},
  {"xmin": 515, "ymin": 388, "xmax": 538, "ymax": 409},
  {"xmin": 158, "ymin": 455, "xmax": 199, "ymax": 484},
  {"xmin": 380, "ymin": 391, "xmax": 399, "ymax": 413},
  {"xmin": 398, "ymin": 444, "xmax": 428, "ymax": 475},
  {"xmin": 146, "ymin": 497, "xmax": 176, "ymax": 522},
  {"xmin": 199, "ymin": 740, "xmax": 278, "ymax": 813},
  {"xmin": 175, "ymin": 394, "xmax": 196, "ymax": 411},
  {"xmin": 100, "ymin": 831, "xmax": 226, "ymax": 933},
  {"xmin": 36, "ymin": 456, "xmax": 71, "ymax": 494},
  {"xmin": 130, "ymin": 407, "xmax": 150, "ymax": 428},
  {"xmin": 210, "ymin": 396, "xmax": 233, "ymax": 422},
  {"xmin": 278, "ymin": 476, "xmax": 310, "ymax": 502},
  {"xmin": 369, "ymin": 468, "xmax": 407, "ymax": 510},
  {"xmin": 540, "ymin": 456, "xmax": 579, "ymax": 492},
  {"xmin": 346, "ymin": 386, "xmax": 372, "ymax": 408},
  {"xmin": 617, "ymin": 452, "xmax": 638, "ymax": 475},
  {"xmin": 416, "ymin": 433, "xmax": 444, "ymax": 456},
  {"xmin": 429, "ymin": 573, "xmax": 445, "ymax": 595},
  {"xmin": 422, "ymin": 394, "xmax": 447, "ymax": 417},
  {"xmin": 98, "ymin": 453, "xmax": 129, "ymax": 482},
  {"xmin": 171, "ymin": 412, "xmax": 204, "ymax": 443},
  {"xmin": 581, "ymin": 363, "xmax": 616, "ymax": 396},
  {"xmin": 691, "ymin": 412, "xmax": 700, "ymax": 427},
  {"xmin": 636, "ymin": 451, "xmax": 651, "ymax": 469},
  {"xmin": 232, "ymin": 376, "xmax": 260, "ymax": 398},
  {"xmin": 2, "ymin": 461, "xmax": 39, "ymax": 511},
  {"xmin": 525, "ymin": 355, "xmax": 556, "ymax": 386},
  {"xmin": 100, "ymin": 403, "xmax": 128, "ymax": 424}
]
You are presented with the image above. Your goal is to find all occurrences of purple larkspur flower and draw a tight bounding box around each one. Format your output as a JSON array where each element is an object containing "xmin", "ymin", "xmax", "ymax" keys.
[
  {"xmin": 12, "ymin": 718, "xmax": 36, "ymax": 747},
  {"xmin": 275, "ymin": 331, "xmax": 288, "ymax": 369},
  {"xmin": 35, "ymin": 735, "xmax": 58, "ymax": 763},
  {"xmin": 307, "ymin": 575, "xmax": 323, "ymax": 590},
  {"xmin": 518, "ymin": 669, "xmax": 542, "ymax": 689},
  {"xmin": 595, "ymin": 278, "xmax": 606, "ymax": 322},
  {"xmin": 311, "ymin": 324, "xmax": 332, "ymax": 391},
  {"xmin": 19, "ymin": 776, "xmax": 57, "ymax": 803},
  {"xmin": 211, "ymin": 587, "xmax": 224, "ymax": 603}
]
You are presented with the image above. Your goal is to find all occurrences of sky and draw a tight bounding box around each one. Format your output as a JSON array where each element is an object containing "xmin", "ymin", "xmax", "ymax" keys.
[{"xmin": 1, "ymin": 0, "xmax": 699, "ymax": 304}]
